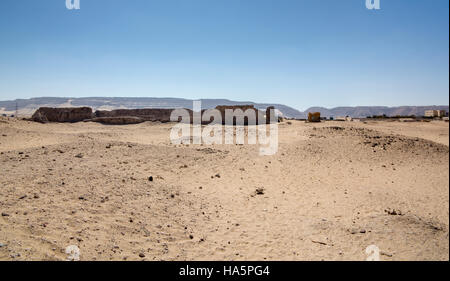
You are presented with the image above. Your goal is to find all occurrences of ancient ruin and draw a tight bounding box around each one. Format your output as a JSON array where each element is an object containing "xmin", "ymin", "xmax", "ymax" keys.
[
  {"xmin": 214, "ymin": 105, "xmax": 266, "ymax": 125},
  {"xmin": 31, "ymin": 107, "xmax": 93, "ymax": 123},
  {"xmin": 30, "ymin": 105, "xmax": 278, "ymax": 125},
  {"xmin": 91, "ymin": 116, "xmax": 145, "ymax": 125},
  {"xmin": 95, "ymin": 108, "xmax": 175, "ymax": 123}
]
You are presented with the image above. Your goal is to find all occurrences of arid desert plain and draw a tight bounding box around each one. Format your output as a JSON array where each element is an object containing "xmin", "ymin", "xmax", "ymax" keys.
[{"xmin": 0, "ymin": 117, "xmax": 448, "ymax": 261}]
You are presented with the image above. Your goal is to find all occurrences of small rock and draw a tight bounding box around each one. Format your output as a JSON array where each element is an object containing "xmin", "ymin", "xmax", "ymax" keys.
[
  {"xmin": 1, "ymin": 213, "xmax": 9, "ymax": 217},
  {"xmin": 138, "ymin": 253, "xmax": 145, "ymax": 258},
  {"xmin": 75, "ymin": 153, "xmax": 83, "ymax": 158},
  {"xmin": 385, "ymin": 208, "xmax": 402, "ymax": 216},
  {"xmin": 255, "ymin": 188, "xmax": 265, "ymax": 195},
  {"xmin": 148, "ymin": 176, "xmax": 153, "ymax": 182},
  {"xmin": 381, "ymin": 251, "xmax": 393, "ymax": 257}
]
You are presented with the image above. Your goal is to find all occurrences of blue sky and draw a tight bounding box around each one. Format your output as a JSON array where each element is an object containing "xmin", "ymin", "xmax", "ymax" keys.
[{"xmin": 0, "ymin": 0, "xmax": 448, "ymax": 110}]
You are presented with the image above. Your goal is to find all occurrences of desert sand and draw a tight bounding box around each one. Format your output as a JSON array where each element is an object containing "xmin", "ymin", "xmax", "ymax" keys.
[{"xmin": 0, "ymin": 117, "xmax": 448, "ymax": 261}]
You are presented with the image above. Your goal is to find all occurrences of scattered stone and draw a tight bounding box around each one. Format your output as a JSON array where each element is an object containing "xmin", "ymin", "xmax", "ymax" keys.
[
  {"xmin": 385, "ymin": 208, "xmax": 403, "ymax": 216},
  {"xmin": 19, "ymin": 195, "xmax": 27, "ymax": 200},
  {"xmin": 0, "ymin": 243, "xmax": 6, "ymax": 247},
  {"xmin": 311, "ymin": 240, "xmax": 327, "ymax": 246},
  {"xmin": 255, "ymin": 188, "xmax": 265, "ymax": 195},
  {"xmin": 75, "ymin": 153, "xmax": 83, "ymax": 158},
  {"xmin": 148, "ymin": 176, "xmax": 153, "ymax": 182},
  {"xmin": 189, "ymin": 235, "xmax": 194, "ymax": 239},
  {"xmin": 214, "ymin": 174, "xmax": 221, "ymax": 178},
  {"xmin": 1, "ymin": 212, "xmax": 9, "ymax": 217},
  {"xmin": 138, "ymin": 253, "xmax": 145, "ymax": 258},
  {"xmin": 381, "ymin": 251, "xmax": 393, "ymax": 257}
]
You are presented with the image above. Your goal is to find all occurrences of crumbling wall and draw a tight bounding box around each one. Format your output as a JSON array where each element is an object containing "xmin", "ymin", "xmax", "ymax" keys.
[
  {"xmin": 214, "ymin": 105, "xmax": 265, "ymax": 125},
  {"xmin": 32, "ymin": 107, "xmax": 93, "ymax": 123},
  {"xmin": 266, "ymin": 106, "xmax": 274, "ymax": 124},
  {"xmin": 91, "ymin": 117, "xmax": 145, "ymax": 125},
  {"xmin": 31, "ymin": 105, "xmax": 279, "ymax": 125},
  {"xmin": 95, "ymin": 108, "xmax": 174, "ymax": 122}
]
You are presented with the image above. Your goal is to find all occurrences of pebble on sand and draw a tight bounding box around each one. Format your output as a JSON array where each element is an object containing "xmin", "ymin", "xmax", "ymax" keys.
[{"xmin": 255, "ymin": 188, "xmax": 265, "ymax": 195}]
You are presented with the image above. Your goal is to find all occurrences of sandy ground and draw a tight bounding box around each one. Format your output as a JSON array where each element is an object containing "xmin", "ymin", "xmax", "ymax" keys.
[{"xmin": 0, "ymin": 117, "xmax": 448, "ymax": 261}]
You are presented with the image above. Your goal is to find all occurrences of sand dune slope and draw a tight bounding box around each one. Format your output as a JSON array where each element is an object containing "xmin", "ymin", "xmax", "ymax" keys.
[{"xmin": 0, "ymin": 118, "xmax": 448, "ymax": 260}]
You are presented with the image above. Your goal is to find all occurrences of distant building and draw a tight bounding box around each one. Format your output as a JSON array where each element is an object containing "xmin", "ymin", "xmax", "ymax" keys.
[
  {"xmin": 425, "ymin": 110, "xmax": 447, "ymax": 118},
  {"xmin": 438, "ymin": 110, "xmax": 447, "ymax": 117}
]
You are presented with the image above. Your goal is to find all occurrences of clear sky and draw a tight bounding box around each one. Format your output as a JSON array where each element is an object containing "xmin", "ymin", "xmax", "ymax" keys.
[{"xmin": 0, "ymin": 0, "xmax": 448, "ymax": 110}]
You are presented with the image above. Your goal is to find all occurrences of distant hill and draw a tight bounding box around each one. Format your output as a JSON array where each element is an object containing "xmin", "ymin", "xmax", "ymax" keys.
[
  {"xmin": 0, "ymin": 97, "xmax": 303, "ymax": 118},
  {"xmin": 0, "ymin": 97, "xmax": 448, "ymax": 119}
]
